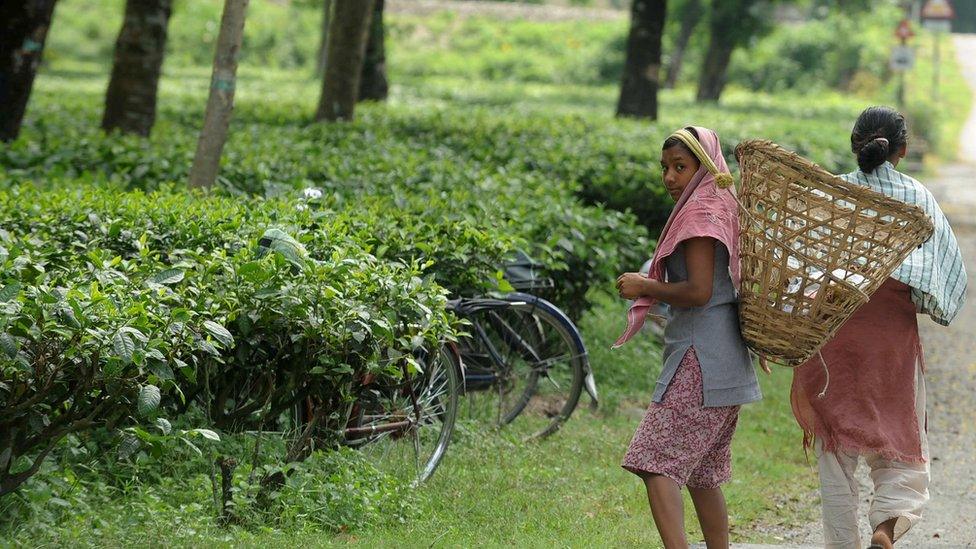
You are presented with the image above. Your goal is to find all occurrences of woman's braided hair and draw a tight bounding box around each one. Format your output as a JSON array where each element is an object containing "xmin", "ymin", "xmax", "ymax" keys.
[{"xmin": 851, "ymin": 106, "xmax": 909, "ymax": 173}]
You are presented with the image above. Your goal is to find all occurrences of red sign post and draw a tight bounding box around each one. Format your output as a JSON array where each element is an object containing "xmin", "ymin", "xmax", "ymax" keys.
[
  {"xmin": 895, "ymin": 19, "xmax": 915, "ymax": 42},
  {"xmin": 892, "ymin": 18, "xmax": 916, "ymax": 106}
]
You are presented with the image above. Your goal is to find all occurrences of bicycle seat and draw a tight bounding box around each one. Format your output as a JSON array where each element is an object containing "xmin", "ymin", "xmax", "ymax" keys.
[{"xmin": 501, "ymin": 250, "xmax": 553, "ymax": 291}]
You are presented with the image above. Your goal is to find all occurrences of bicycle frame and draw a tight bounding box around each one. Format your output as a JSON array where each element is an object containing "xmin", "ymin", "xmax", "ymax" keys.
[{"xmin": 449, "ymin": 295, "xmax": 597, "ymax": 406}]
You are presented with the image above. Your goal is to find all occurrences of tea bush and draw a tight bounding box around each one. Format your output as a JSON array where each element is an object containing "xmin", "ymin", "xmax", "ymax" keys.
[
  {"xmin": 0, "ymin": 185, "xmax": 491, "ymax": 493},
  {"xmin": 1, "ymin": 87, "xmax": 653, "ymax": 318}
]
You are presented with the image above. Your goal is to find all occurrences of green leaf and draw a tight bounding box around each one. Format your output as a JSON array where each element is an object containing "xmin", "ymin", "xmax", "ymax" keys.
[
  {"xmin": 137, "ymin": 385, "xmax": 161, "ymax": 417},
  {"xmin": 154, "ymin": 417, "xmax": 172, "ymax": 435},
  {"xmin": 120, "ymin": 326, "xmax": 148, "ymax": 343},
  {"xmin": 0, "ymin": 333, "xmax": 17, "ymax": 359},
  {"xmin": 149, "ymin": 360, "xmax": 175, "ymax": 381},
  {"xmin": 58, "ymin": 304, "xmax": 81, "ymax": 328},
  {"xmin": 48, "ymin": 497, "xmax": 71, "ymax": 508},
  {"xmin": 237, "ymin": 261, "xmax": 269, "ymax": 283},
  {"xmin": 0, "ymin": 283, "xmax": 21, "ymax": 302},
  {"xmin": 179, "ymin": 437, "xmax": 203, "ymax": 456},
  {"xmin": 112, "ymin": 331, "xmax": 134, "ymax": 363},
  {"xmin": 118, "ymin": 434, "xmax": 141, "ymax": 460},
  {"xmin": 259, "ymin": 228, "xmax": 308, "ymax": 269},
  {"xmin": 191, "ymin": 428, "xmax": 220, "ymax": 441},
  {"xmin": 202, "ymin": 320, "xmax": 234, "ymax": 348},
  {"xmin": 150, "ymin": 268, "xmax": 184, "ymax": 285},
  {"xmin": 405, "ymin": 355, "xmax": 424, "ymax": 375}
]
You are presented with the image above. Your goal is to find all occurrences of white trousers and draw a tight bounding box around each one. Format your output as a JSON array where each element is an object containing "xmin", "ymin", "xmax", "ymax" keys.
[{"xmin": 816, "ymin": 364, "xmax": 929, "ymax": 549}]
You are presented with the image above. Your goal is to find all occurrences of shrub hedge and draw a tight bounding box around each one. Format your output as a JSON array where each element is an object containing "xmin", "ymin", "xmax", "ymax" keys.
[{"xmin": 0, "ymin": 185, "xmax": 499, "ymax": 493}]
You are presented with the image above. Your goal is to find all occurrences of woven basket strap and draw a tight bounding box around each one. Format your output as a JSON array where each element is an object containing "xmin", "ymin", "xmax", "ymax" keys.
[{"xmin": 669, "ymin": 129, "xmax": 735, "ymax": 189}]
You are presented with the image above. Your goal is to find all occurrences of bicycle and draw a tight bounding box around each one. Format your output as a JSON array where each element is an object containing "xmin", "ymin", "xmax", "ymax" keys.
[
  {"xmin": 292, "ymin": 344, "xmax": 463, "ymax": 485},
  {"xmin": 448, "ymin": 251, "xmax": 598, "ymax": 439}
]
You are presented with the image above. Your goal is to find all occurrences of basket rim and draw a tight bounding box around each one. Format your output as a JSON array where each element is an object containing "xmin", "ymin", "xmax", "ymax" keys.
[{"xmin": 733, "ymin": 139, "xmax": 935, "ymax": 237}]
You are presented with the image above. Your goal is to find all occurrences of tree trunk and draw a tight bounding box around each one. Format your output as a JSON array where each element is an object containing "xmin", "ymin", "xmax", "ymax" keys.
[
  {"xmin": 314, "ymin": 0, "xmax": 374, "ymax": 122},
  {"xmin": 664, "ymin": 0, "xmax": 702, "ymax": 89},
  {"xmin": 616, "ymin": 0, "xmax": 668, "ymax": 119},
  {"xmin": 358, "ymin": 0, "xmax": 387, "ymax": 102},
  {"xmin": 315, "ymin": 0, "xmax": 333, "ymax": 77},
  {"xmin": 101, "ymin": 0, "xmax": 173, "ymax": 137},
  {"xmin": 0, "ymin": 0, "xmax": 58, "ymax": 142},
  {"xmin": 188, "ymin": 0, "xmax": 248, "ymax": 189},
  {"xmin": 696, "ymin": 0, "xmax": 756, "ymax": 102}
]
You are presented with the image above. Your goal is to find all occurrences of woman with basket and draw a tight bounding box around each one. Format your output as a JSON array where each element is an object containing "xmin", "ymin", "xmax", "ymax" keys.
[
  {"xmin": 614, "ymin": 127, "xmax": 765, "ymax": 548},
  {"xmin": 791, "ymin": 107, "xmax": 967, "ymax": 549}
]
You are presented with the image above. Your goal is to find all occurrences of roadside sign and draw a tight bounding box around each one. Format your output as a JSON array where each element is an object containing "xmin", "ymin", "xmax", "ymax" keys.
[
  {"xmin": 921, "ymin": 0, "xmax": 955, "ymax": 20},
  {"xmin": 890, "ymin": 45, "xmax": 915, "ymax": 71},
  {"xmin": 895, "ymin": 19, "xmax": 915, "ymax": 41}
]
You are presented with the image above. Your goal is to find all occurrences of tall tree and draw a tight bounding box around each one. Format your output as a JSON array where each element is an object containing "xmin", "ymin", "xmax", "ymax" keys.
[
  {"xmin": 664, "ymin": 0, "xmax": 702, "ymax": 89},
  {"xmin": 101, "ymin": 0, "xmax": 173, "ymax": 137},
  {"xmin": 696, "ymin": 0, "xmax": 760, "ymax": 102},
  {"xmin": 616, "ymin": 0, "xmax": 668, "ymax": 119},
  {"xmin": 314, "ymin": 0, "xmax": 374, "ymax": 122},
  {"xmin": 0, "ymin": 0, "xmax": 59, "ymax": 142},
  {"xmin": 358, "ymin": 0, "xmax": 388, "ymax": 102},
  {"xmin": 188, "ymin": 0, "xmax": 248, "ymax": 189},
  {"xmin": 315, "ymin": 0, "xmax": 333, "ymax": 77}
]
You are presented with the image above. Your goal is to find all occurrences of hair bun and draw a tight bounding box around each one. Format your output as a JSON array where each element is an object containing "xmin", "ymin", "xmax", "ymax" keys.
[{"xmin": 857, "ymin": 137, "xmax": 890, "ymax": 173}]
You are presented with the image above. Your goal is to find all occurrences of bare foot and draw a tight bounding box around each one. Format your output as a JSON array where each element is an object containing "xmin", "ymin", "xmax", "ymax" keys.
[{"xmin": 869, "ymin": 531, "xmax": 894, "ymax": 549}]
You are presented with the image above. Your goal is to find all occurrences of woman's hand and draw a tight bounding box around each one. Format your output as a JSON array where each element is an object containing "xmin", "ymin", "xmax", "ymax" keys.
[
  {"xmin": 616, "ymin": 272, "xmax": 651, "ymax": 300},
  {"xmin": 759, "ymin": 356, "xmax": 772, "ymax": 375}
]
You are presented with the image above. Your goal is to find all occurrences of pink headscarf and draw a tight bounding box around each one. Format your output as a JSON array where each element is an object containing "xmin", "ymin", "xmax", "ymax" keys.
[{"xmin": 612, "ymin": 126, "xmax": 741, "ymax": 348}]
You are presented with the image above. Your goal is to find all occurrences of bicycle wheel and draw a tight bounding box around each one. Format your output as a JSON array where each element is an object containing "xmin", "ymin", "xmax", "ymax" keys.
[
  {"xmin": 353, "ymin": 346, "xmax": 461, "ymax": 484},
  {"xmin": 458, "ymin": 294, "xmax": 587, "ymax": 439}
]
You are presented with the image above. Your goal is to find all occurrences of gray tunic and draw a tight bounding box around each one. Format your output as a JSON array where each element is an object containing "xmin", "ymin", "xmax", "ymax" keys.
[{"xmin": 652, "ymin": 242, "xmax": 762, "ymax": 407}]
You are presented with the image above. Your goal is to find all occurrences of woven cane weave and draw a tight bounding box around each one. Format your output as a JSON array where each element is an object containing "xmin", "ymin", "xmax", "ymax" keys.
[{"xmin": 733, "ymin": 140, "xmax": 934, "ymax": 366}]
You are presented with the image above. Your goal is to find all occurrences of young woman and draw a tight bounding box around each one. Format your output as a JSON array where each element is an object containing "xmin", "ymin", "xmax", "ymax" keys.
[
  {"xmin": 615, "ymin": 126, "xmax": 764, "ymax": 548},
  {"xmin": 791, "ymin": 106, "xmax": 967, "ymax": 549}
]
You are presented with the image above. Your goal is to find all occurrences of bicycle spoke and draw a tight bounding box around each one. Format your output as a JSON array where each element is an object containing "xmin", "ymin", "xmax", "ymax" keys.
[
  {"xmin": 347, "ymin": 347, "xmax": 460, "ymax": 484},
  {"xmin": 455, "ymin": 297, "xmax": 587, "ymax": 438}
]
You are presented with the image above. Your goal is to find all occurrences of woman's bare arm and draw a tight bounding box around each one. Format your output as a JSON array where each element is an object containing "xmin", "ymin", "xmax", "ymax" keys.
[{"xmin": 616, "ymin": 237, "xmax": 715, "ymax": 307}]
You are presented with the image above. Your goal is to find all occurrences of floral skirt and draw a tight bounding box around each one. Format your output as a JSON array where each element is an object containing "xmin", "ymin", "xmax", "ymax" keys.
[{"xmin": 621, "ymin": 347, "xmax": 740, "ymax": 489}]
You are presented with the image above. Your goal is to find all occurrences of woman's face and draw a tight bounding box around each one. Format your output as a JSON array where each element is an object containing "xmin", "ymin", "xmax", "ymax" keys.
[{"xmin": 661, "ymin": 146, "xmax": 701, "ymax": 201}]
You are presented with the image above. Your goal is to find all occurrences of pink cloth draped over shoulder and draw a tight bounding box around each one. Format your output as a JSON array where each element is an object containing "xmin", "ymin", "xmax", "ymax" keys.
[{"xmin": 613, "ymin": 126, "xmax": 741, "ymax": 348}]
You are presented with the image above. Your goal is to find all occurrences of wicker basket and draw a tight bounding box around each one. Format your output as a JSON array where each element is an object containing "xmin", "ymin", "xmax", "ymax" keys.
[{"xmin": 733, "ymin": 140, "xmax": 934, "ymax": 366}]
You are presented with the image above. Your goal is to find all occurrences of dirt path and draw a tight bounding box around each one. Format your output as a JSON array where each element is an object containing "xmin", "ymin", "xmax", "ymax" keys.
[{"xmin": 886, "ymin": 33, "xmax": 976, "ymax": 548}]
